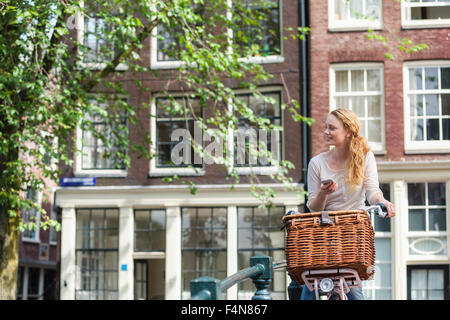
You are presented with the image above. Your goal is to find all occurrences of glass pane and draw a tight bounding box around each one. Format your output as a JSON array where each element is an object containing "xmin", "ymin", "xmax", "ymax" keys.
[
  {"xmin": 429, "ymin": 209, "xmax": 446, "ymax": 231},
  {"xmin": 441, "ymin": 67, "xmax": 450, "ymax": 89},
  {"xmin": 349, "ymin": 0, "xmax": 363, "ymax": 19},
  {"xmin": 409, "ymin": 68, "xmax": 422, "ymax": 90},
  {"xmin": 409, "ymin": 209, "xmax": 426, "ymax": 231},
  {"xmin": 426, "ymin": 119, "xmax": 439, "ymax": 140},
  {"xmin": 425, "ymin": 94, "xmax": 439, "ymax": 116},
  {"xmin": 368, "ymin": 120, "xmax": 381, "ymax": 142},
  {"xmin": 428, "ymin": 270, "xmax": 444, "ymax": 290},
  {"xmin": 351, "ymin": 70, "xmax": 364, "ymax": 91},
  {"xmin": 367, "ymin": 96, "xmax": 381, "ymax": 117},
  {"xmin": 408, "ymin": 183, "xmax": 425, "ymax": 205},
  {"xmin": 411, "ymin": 270, "xmax": 427, "ymax": 290},
  {"xmin": 352, "ymin": 96, "xmax": 365, "ymax": 117},
  {"xmin": 135, "ymin": 231, "xmax": 150, "ymax": 251},
  {"xmin": 151, "ymin": 230, "xmax": 166, "ymax": 250},
  {"xmin": 410, "ymin": 95, "xmax": 423, "ymax": 117},
  {"xmin": 135, "ymin": 211, "xmax": 149, "ymax": 230},
  {"xmin": 250, "ymin": 95, "xmax": 266, "ymax": 117},
  {"xmin": 157, "ymin": 122, "xmax": 173, "ymax": 143},
  {"xmin": 410, "ymin": 119, "xmax": 424, "ymax": 141},
  {"xmin": 442, "ymin": 94, "xmax": 450, "ymax": 116},
  {"xmin": 375, "ymin": 238, "xmax": 391, "ymax": 261},
  {"xmin": 335, "ymin": 96, "xmax": 350, "ymax": 109},
  {"xmin": 425, "ymin": 68, "xmax": 439, "ymax": 90},
  {"xmin": 366, "ymin": 0, "xmax": 381, "ymax": 19},
  {"xmin": 367, "ymin": 69, "xmax": 381, "ymax": 91},
  {"xmin": 238, "ymin": 207, "xmax": 253, "ymax": 228},
  {"xmin": 443, "ymin": 119, "xmax": 450, "ymax": 140},
  {"xmin": 335, "ymin": 71, "xmax": 348, "ymax": 92},
  {"xmin": 151, "ymin": 210, "xmax": 166, "ymax": 230},
  {"xmin": 428, "ymin": 183, "xmax": 446, "ymax": 205},
  {"xmin": 375, "ymin": 263, "xmax": 391, "ymax": 287}
]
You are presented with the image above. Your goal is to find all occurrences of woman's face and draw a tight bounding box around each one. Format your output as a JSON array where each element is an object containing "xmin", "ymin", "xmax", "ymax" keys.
[{"xmin": 324, "ymin": 114, "xmax": 350, "ymax": 147}]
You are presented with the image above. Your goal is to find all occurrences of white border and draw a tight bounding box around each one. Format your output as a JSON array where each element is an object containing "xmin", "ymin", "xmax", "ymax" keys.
[
  {"xmin": 329, "ymin": 62, "xmax": 386, "ymax": 154},
  {"xmin": 328, "ymin": 0, "xmax": 383, "ymax": 32},
  {"xmin": 403, "ymin": 60, "xmax": 450, "ymax": 154},
  {"xmin": 401, "ymin": 1, "xmax": 450, "ymax": 29}
]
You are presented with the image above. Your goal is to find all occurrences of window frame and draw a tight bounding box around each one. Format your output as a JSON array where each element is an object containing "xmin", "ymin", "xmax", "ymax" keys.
[
  {"xmin": 407, "ymin": 265, "xmax": 450, "ymax": 300},
  {"xmin": 150, "ymin": 0, "xmax": 284, "ymax": 70},
  {"xmin": 403, "ymin": 60, "xmax": 450, "ymax": 154},
  {"xmin": 328, "ymin": 0, "xmax": 383, "ymax": 32},
  {"xmin": 133, "ymin": 209, "xmax": 166, "ymax": 252},
  {"xmin": 21, "ymin": 187, "xmax": 42, "ymax": 243},
  {"xmin": 74, "ymin": 95, "xmax": 128, "ymax": 178},
  {"xmin": 149, "ymin": 94, "xmax": 206, "ymax": 177},
  {"xmin": 75, "ymin": 0, "xmax": 128, "ymax": 71},
  {"xmin": 329, "ymin": 62, "xmax": 386, "ymax": 154},
  {"xmin": 227, "ymin": 87, "xmax": 284, "ymax": 176},
  {"xmin": 401, "ymin": 0, "xmax": 450, "ymax": 29}
]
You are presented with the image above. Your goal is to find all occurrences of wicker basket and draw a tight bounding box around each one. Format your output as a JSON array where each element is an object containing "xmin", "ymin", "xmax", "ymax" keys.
[{"xmin": 282, "ymin": 210, "xmax": 375, "ymax": 285}]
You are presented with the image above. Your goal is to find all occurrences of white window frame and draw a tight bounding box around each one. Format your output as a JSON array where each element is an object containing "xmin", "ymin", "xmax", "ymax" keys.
[
  {"xmin": 403, "ymin": 60, "xmax": 450, "ymax": 154},
  {"xmin": 150, "ymin": 0, "xmax": 284, "ymax": 70},
  {"xmin": 22, "ymin": 188, "xmax": 42, "ymax": 243},
  {"xmin": 227, "ymin": 86, "xmax": 284, "ymax": 176},
  {"xmin": 406, "ymin": 181, "xmax": 448, "ymax": 261},
  {"xmin": 74, "ymin": 95, "xmax": 128, "ymax": 178},
  {"xmin": 329, "ymin": 62, "xmax": 386, "ymax": 154},
  {"xmin": 75, "ymin": 0, "xmax": 128, "ymax": 71},
  {"xmin": 149, "ymin": 93, "xmax": 206, "ymax": 177},
  {"xmin": 328, "ymin": 0, "xmax": 383, "ymax": 32},
  {"xmin": 401, "ymin": 0, "xmax": 450, "ymax": 29}
]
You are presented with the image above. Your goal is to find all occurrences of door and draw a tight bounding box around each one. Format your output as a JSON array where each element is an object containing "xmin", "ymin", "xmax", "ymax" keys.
[{"xmin": 134, "ymin": 259, "xmax": 165, "ymax": 300}]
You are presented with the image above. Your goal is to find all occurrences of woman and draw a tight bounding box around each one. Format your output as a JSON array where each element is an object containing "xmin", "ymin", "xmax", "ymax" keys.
[{"xmin": 291, "ymin": 108, "xmax": 395, "ymax": 300}]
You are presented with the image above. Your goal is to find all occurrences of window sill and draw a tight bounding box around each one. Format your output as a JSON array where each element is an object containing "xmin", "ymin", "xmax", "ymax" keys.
[
  {"xmin": 148, "ymin": 167, "xmax": 205, "ymax": 177},
  {"xmin": 233, "ymin": 166, "xmax": 280, "ymax": 176},
  {"xmin": 402, "ymin": 21, "xmax": 450, "ymax": 29},
  {"xmin": 150, "ymin": 60, "xmax": 185, "ymax": 70},
  {"xmin": 74, "ymin": 170, "xmax": 128, "ymax": 178},
  {"xmin": 77, "ymin": 62, "xmax": 128, "ymax": 71},
  {"xmin": 405, "ymin": 145, "xmax": 450, "ymax": 154},
  {"xmin": 328, "ymin": 22, "xmax": 383, "ymax": 32},
  {"xmin": 22, "ymin": 238, "xmax": 41, "ymax": 244},
  {"xmin": 238, "ymin": 55, "xmax": 284, "ymax": 65}
]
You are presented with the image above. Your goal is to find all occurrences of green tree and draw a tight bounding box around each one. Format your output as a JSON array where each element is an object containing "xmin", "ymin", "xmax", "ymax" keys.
[{"xmin": 0, "ymin": 0, "xmax": 309, "ymax": 299}]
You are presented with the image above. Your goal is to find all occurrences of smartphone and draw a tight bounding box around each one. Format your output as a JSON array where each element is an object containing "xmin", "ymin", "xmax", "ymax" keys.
[{"xmin": 321, "ymin": 178, "xmax": 334, "ymax": 185}]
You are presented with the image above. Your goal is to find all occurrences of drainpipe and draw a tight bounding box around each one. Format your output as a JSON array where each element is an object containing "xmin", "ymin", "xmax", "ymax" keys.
[{"xmin": 299, "ymin": 0, "xmax": 310, "ymax": 211}]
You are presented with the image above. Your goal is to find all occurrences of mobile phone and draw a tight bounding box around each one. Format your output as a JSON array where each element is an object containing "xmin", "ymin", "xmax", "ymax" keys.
[{"xmin": 321, "ymin": 179, "xmax": 334, "ymax": 185}]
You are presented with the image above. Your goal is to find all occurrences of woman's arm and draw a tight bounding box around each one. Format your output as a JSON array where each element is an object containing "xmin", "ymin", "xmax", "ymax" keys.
[{"xmin": 306, "ymin": 156, "xmax": 338, "ymax": 212}]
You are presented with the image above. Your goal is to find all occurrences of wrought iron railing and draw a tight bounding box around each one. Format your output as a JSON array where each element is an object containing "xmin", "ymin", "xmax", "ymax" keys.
[{"xmin": 189, "ymin": 255, "xmax": 287, "ymax": 300}]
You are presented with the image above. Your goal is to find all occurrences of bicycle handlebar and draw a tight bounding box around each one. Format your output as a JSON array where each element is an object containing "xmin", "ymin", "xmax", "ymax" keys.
[{"xmin": 365, "ymin": 202, "xmax": 388, "ymax": 218}]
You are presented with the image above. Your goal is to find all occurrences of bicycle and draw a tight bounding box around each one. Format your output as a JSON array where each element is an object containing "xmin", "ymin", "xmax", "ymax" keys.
[{"xmin": 283, "ymin": 203, "xmax": 388, "ymax": 300}]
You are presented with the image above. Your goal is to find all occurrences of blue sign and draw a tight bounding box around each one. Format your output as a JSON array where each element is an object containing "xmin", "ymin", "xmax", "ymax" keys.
[
  {"xmin": 121, "ymin": 264, "xmax": 127, "ymax": 271},
  {"xmin": 60, "ymin": 177, "xmax": 96, "ymax": 187}
]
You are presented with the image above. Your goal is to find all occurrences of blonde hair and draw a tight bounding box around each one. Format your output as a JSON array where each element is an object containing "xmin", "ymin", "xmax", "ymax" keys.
[{"xmin": 330, "ymin": 108, "xmax": 370, "ymax": 189}]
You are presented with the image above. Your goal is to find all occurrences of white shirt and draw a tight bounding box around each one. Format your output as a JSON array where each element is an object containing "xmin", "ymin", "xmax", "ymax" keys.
[{"xmin": 306, "ymin": 151, "xmax": 383, "ymax": 211}]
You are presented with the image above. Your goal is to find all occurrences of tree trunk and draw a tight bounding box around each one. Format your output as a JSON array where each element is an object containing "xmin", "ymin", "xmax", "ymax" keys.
[{"xmin": 0, "ymin": 208, "xmax": 20, "ymax": 300}]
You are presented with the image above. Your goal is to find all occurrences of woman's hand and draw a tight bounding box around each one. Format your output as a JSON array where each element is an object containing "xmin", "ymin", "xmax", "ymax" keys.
[
  {"xmin": 320, "ymin": 181, "xmax": 338, "ymax": 195},
  {"xmin": 381, "ymin": 200, "xmax": 396, "ymax": 218}
]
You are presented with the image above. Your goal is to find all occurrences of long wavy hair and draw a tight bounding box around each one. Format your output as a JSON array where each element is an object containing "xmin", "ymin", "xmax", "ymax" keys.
[{"xmin": 330, "ymin": 108, "xmax": 370, "ymax": 189}]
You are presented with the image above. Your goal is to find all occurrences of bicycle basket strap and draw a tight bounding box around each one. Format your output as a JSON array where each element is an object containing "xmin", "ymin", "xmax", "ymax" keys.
[{"xmin": 320, "ymin": 211, "xmax": 333, "ymax": 225}]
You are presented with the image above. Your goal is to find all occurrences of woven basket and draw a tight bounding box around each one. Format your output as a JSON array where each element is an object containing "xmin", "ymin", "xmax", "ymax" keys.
[{"xmin": 282, "ymin": 210, "xmax": 375, "ymax": 285}]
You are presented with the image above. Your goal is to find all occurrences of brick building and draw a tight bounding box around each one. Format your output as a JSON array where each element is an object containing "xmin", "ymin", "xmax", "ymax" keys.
[
  {"xmin": 309, "ymin": 0, "xmax": 450, "ymax": 299},
  {"xmin": 55, "ymin": 0, "xmax": 305, "ymax": 300}
]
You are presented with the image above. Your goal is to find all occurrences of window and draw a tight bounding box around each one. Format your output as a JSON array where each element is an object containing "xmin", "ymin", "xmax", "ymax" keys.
[
  {"xmin": 329, "ymin": 0, "xmax": 383, "ymax": 31},
  {"xmin": 402, "ymin": 0, "xmax": 450, "ymax": 28},
  {"xmin": 151, "ymin": 0, "xmax": 282, "ymax": 69},
  {"xmin": 408, "ymin": 265, "xmax": 449, "ymax": 300},
  {"xmin": 75, "ymin": 97, "xmax": 128, "ymax": 177},
  {"xmin": 151, "ymin": 2, "xmax": 204, "ymax": 69},
  {"xmin": 22, "ymin": 187, "xmax": 41, "ymax": 242},
  {"xmin": 75, "ymin": 208, "xmax": 119, "ymax": 300},
  {"xmin": 237, "ymin": 206, "xmax": 286, "ymax": 300},
  {"xmin": 233, "ymin": 90, "xmax": 282, "ymax": 174},
  {"xmin": 232, "ymin": 0, "xmax": 282, "ymax": 58},
  {"xmin": 330, "ymin": 64, "xmax": 385, "ymax": 152},
  {"xmin": 134, "ymin": 209, "xmax": 166, "ymax": 251},
  {"xmin": 407, "ymin": 182, "xmax": 447, "ymax": 257},
  {"xmin": 181, "ymin": 207, "xmax": 227, "ymax": 296},
  {"xmin": 364, "ymin": 183, "xmax": 393, "ymax": 300},
  {"xmin": 404, "ymin": 62, "xmax": 450, "ymax": 153},
  {"xmin": 150, "ymin": 96, "xmax": 204, "ymax": 176}
]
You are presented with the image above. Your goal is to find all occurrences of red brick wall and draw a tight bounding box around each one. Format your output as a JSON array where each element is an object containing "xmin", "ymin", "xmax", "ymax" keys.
[
  {"xmin": 62, "ymin": 0, "xmax": 305, "ymax": 186},
  {"xmin": 309, "ymin": 0, "xmax": 450, "ymax": 162}
]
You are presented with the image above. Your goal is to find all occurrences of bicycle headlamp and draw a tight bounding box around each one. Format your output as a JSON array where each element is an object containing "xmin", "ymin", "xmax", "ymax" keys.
[{"xmin": 319, "ymin": 278, "xmax": 334, "ymax": 293}]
